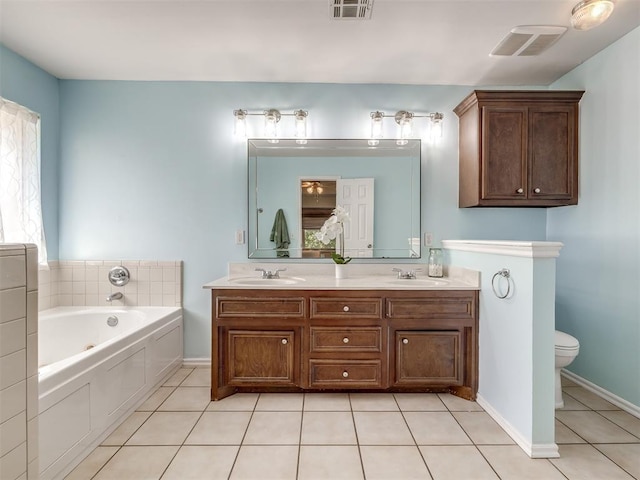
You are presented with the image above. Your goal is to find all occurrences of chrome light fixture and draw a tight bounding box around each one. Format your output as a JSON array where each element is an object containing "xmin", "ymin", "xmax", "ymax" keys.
[
  {"xmin": 233, "ymin": 109, "xmax": 308, "ymax": 143},
  {"xmin": 369, "ymin": 110, "xmax": 444, "ymax": 145},
  {"xmin": 571, "ymin": 0, "xmax": 615, "ymax": 30}
]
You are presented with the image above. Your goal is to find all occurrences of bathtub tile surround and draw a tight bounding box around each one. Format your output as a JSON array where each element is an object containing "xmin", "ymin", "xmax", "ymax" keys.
[
  {"xmin": 65, "ymin": 368, "xmax": 640, "ymax": 479},
  {"xmin": 0, "ymin": 244, "xmax": 39, "ymax": 480},
  {"xmin": 38, "ymin": 260, "xmax": 182, "ymax": 310}
]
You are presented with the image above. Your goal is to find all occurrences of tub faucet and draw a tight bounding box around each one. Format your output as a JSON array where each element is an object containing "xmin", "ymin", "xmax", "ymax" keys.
[{"xmin": 106, "ymin": 292, "xmax": 123, "ymax": 302}]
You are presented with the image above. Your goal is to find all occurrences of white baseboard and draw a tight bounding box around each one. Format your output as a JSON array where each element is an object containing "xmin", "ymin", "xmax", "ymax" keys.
[
  {"xmin": 561, "ymin": 370, "xmax": 640, "ymax": 418},
  {"xmin": 476, "ymin": 395, "xmax": 559, "ymax": 459},
  {"xmin": 182, "ymin": 357, "xmax": 211, "ymax": 367}
]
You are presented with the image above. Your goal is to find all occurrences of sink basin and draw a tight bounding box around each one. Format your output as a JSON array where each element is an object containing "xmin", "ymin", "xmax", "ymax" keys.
[
  {"xmin": 228, "ymin": 277, "xmax": 305, "ymax": 286},
  {"xmin": 385, "ymin": 278, "xmax": 449, "ymax": 287}
]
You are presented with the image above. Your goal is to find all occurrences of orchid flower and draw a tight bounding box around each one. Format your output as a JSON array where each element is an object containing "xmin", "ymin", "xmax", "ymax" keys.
[{"xmin": 315, "ymin": 206, "xmax": 352, "ymax": 264}]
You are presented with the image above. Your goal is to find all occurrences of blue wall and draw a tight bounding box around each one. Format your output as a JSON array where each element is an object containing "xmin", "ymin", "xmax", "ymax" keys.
[
  {"xmin": 0, "ymin": 45, "xmax": 60, "ymax": 259},
  {"xmin": 549, "ymin": 27, "xmax": 640, "ymax": 407}
]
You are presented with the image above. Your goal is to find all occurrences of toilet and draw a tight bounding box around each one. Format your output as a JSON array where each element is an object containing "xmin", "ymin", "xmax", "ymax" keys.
[{"xmin": 555, "ymin": 330, "xmax": 580, "ymax": 409}]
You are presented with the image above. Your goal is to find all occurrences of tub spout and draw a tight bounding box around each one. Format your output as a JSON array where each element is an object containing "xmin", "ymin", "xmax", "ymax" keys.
[{"xmin": 106, "ymin": 292, "xmax": 123, "ymax": 302}]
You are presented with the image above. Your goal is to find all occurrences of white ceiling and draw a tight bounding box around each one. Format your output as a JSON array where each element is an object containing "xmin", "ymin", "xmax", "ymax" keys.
[{"xmin": 1, "ymin": 0, "xmax": 639, "ymax": 86}]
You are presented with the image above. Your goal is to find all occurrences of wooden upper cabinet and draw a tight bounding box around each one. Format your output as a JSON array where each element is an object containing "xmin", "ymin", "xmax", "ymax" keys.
[{"xmin": 454, "ymin": 90, "xmax": 584, "ymax": 207}]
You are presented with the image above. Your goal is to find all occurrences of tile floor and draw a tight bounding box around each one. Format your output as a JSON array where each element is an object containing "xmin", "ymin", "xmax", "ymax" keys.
[{"xmin": 66, "ymin": 368, "xmax": 640, "ymax": 479}]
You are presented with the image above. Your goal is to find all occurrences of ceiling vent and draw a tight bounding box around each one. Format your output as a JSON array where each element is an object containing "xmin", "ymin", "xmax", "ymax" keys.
[
  {"xmin": 490, "ymin": 26, "xmax": 567, "ymax": 56},
  {"xmin": 330, "ymin": 0, "xmax": 374, "ymax": 20}
]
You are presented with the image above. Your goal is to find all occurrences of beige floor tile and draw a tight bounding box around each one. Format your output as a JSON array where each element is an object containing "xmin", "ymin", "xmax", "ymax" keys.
[
  {"xmin": 254, "ymin": 393, "xmax": 304, "ymax": 411},
  {"xmin": 230, "ymin": 445, "xmax": 298, "ymax": 480},
  {"xmin": 136, "ymin": 386, "xmax": 175, "ymax": 411},
  {"xmin": 453, "ymin": 412, "xmax": 515, "ymax": 445},
  {"xmin": 550, "ymin": 444, "xmax": 635, "ymax": 479},
  {"xmin": 157, "ymin": 386, "xmax": 211, "ymax": 411},
  {"xmin": 304, "ymin": 393, "xmax": 351, "ymax": 411},
  {"xmin": 353, "ymin": 411, "xmax": 414, "ymax": 445},
  {"xmin": 403, "ymin": 412, "xmax": 472, "ymax": 445},
  {"xmin": 180, "ymin": 367, "xmax": 211, "ymax": 387},
  {"xmin": 594, "ymin": 443, "xmax": 640, "ymax": 479},
  {"xmin": 161, "ymin": 445, "xmax": 239, "ymax": 480},
  {"xmin": 555, "ymin": 419, "xmax": 587, "ymax": 444},
  {"xmin": 350, "ymin": 393, "xmax": 399, "ymax": 411},
  {"xmin": 93, "ymin": 445, "xmax": 179, "ymax": 480},
  {"xmin": 102, "ymin": 411, "xmax": 152, "ymax": 446},
  {"xmin": 301, "ymin": 411, "xmax": 357, "ymax": 445},
  {"xmin": 479, "ymin": 445, "xmax": 566, "ymax": 480},
  {"xmin": 563, "ymin": 386, "xmax": 620, "ymax": 410},
  {"xmin": 207, "ymin": 393, "xmax": 259, "ymax": 411},
  {"xmin": 420, "ymin": 445, "xmax": 498, "ymax": 480},
  {"xmin": 557, "ymin": 392, "xmax": 591, "ymax": 411},
  {"xmin": 126, "ymin": 412, "xmax": 200, "ymax": 445},
  {"xmin": 394, "ymin": 393, "xmax": 447, "ymax": 411},
  {"xmin": 555, "ymin": 411, "xmax": 639, "ymax": 444},
  {"xmin": 361, "ymin": 445, "xmax": 432, "ymax": 480},
  {"xmin": 185, "ymin": 411, "xmax": 252, "ymax": 445},
  {"xmin": 64, "ymin": 446, "xmax": 118, "ymax": 480},
  {"xmin": 162, "ymin": 368, "xmax": 194, "ymax": 387},
  {"xmin": 243, "ymin": 411, "xmax": 301, "ymax": 444},
  {"xmin": 298, "ymin": 445, "xmax": 364, "ymax": 480},
  {"xmin": 598, "ymin": 410, "xmax": 640, "ymax": 438},
  {"xmin": 561, "ymin": 375, "xmax": 580, "ymax": 387},
  {"xmin": 438, "ymin": 393, "xmax": 484, "ymax": 411}
]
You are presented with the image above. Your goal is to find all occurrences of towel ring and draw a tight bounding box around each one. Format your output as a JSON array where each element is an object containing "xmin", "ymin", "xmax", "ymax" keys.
[{"xmin": 491, "ymin": 269, "xmax": 511, "ymax": 299}]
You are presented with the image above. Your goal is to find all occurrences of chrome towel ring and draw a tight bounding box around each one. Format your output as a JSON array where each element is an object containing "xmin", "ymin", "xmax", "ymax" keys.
[{"xmin": 491, "ymin": 268, "xmax": 511, "ymax": 299}]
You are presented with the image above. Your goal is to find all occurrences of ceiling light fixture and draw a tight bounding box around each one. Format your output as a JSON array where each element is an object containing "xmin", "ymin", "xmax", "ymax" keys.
[
  {"xmin": 571, "ymin": 0, "xmax": 615, "ymax": 30},
  {"xmin": 369, "ymin": 110, "xmax": 444, "ymax": 145},
  {"xmin": 233, "ymin": 109, "xmax": 308, "ymax": 143}
]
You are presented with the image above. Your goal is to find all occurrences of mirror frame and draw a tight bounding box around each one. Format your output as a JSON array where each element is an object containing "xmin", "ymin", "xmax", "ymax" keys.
[{"xmin": 247, "ymin": 138, "xmax": 422, "ymax": 260}]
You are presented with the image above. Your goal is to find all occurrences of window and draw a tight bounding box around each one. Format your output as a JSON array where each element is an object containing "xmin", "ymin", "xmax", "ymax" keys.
[{"xmin": 0, "ymin": 97, "xmax": 47, "ymax": 264}]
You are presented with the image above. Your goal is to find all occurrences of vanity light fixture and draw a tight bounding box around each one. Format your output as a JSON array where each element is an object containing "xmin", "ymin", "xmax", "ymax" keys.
[
  {"xmin": 369, "ymin": 110, "xmax": 444, "ymax": 145},
  {"xmin": 233, "ymin": 108, "xmax": 309, "ymax": 144},
  {"xmin": 571, "ymin": 0, "xmax": 615, "ymax": 30}
]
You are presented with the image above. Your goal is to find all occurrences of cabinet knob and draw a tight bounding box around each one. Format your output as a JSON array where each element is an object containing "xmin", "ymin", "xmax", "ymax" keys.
[
  {"xmin": 343, "ymin": 337, "xmax": 350, "ymax": 343},
  {"xmin": 534, "ymin": 187, "xmax": 541, "ymax": 194},
  {"xmin": 516, "ymin": 188, "xmax": 524, "ymax": 194},
  {"xmin": 402, "ymin": 338, "xmax": 409, "ymax": 345},
  {"xmin": 343, "ymin": 305, "xmax": 350, "ymax": 312},
  {"xmin": 281, "ymin": 338, "xmax": 288, "ymax": 345},
  {"xmin": 342, "ymin": 371, "xmax": 349, "ymax": 378}
]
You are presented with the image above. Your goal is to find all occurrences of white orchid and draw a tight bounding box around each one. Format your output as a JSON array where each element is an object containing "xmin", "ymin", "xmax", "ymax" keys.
[{"xmin": 315, "ymin": 206, "xmax": 352, "ymax": 264}]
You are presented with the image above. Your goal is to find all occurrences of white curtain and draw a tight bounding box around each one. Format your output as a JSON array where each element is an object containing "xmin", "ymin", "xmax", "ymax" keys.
[{"xmin": 0, "ymin": 97, "xmax": 47, "ymax": 265}]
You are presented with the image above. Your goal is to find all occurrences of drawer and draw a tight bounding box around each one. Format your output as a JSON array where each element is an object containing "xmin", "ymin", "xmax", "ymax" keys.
[
  {"xmin": 386, "ymin": 294, "xmax": 476, "ymax": 320},
  {"xmin": 216, "ymin": 296, "xmax": 305, "ymax": 318},
  {"xmin": 310, "ymin": 327, "xmax": 382, "ymax": 353},
  {"xmin": 309, "ymin": 360, "xmax": 382, "ymax": 388},
  {"xmin": 310, "ymin": 297, "xmax": 382, "ymax": 319}
]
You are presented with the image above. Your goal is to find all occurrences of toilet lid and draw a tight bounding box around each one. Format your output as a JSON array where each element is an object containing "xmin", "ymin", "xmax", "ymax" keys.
[{"xmin": 555, "ymin": 330, "xmax": 579, "ymax": 349}]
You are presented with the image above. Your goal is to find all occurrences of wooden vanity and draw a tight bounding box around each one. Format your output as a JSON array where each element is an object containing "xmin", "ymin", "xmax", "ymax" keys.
[{"xmin": 209, "ymin": 287, "xmax": 478, "ymax": 401}]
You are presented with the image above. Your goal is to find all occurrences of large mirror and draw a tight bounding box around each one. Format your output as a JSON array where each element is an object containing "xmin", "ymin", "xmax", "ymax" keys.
[{"xmin": 248, "ymin": 139, "xmax": 421, "ymax": 259}]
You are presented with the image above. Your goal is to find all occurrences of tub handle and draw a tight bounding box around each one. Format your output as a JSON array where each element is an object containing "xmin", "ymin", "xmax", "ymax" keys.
[{"xmin": 108, "ymin": 266, "xmax": 130, "ymax": 287}]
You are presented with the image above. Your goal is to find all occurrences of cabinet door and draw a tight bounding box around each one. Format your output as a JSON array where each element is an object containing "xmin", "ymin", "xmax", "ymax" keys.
[
  {"xmin": 529, "ymin": 106, "xmax": 577, "ymax": 201},
  {"xmin": 394, "ymin": 331, "xmax": 462, "ymax": 386},
  {"xmin": 227, "ymin": 330, "xmax": 296, "ymax": 385},
  {"xmin": 481, "ymin": 106, "xmax": 527, "ymax": 200}
]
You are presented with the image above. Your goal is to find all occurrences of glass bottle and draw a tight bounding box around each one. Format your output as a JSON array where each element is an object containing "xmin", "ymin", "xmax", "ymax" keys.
[{"xmin": 428, "ymin": 248, "xmax": 444, "ymax": 278}]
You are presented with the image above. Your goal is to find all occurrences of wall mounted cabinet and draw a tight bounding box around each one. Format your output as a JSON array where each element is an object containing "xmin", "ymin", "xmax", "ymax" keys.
[{"xmin": 454, "ymin": 90, "xmax": 584, "ymax": 207}]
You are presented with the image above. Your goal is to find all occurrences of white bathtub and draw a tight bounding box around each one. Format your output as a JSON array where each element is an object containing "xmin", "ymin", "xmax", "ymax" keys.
[{"xmin": 38, "ymin": 306, "xmax": 183, "ymax": 480}]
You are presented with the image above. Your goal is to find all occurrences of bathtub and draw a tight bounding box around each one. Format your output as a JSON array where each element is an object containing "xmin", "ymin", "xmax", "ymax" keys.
[{"xmin": 38, "ymin": 306, "xmax": 183, "ymax": 480}]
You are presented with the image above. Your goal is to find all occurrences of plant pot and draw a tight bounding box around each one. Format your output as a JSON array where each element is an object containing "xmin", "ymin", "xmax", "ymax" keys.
[{"xmin": 335, "ymin": 263, "xmax": 348, "ymax": 279}]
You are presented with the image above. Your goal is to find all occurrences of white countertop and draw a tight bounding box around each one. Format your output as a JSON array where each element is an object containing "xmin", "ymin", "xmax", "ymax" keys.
[{"xmin": 203, "ymin": 263, "xmax": 480, "ymax": 290}]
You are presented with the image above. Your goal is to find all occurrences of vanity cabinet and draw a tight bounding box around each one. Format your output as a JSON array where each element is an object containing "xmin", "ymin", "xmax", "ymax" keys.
[
  {"xmin": 454, "ymin": 90, "xmax": 584, "ymax": 207},
  {"xmin": 211, "ymin": 288, "xmax": 478, "ymax": 401}
]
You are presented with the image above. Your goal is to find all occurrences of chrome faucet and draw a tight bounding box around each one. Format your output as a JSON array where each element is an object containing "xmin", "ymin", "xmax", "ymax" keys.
[
  {"xmin": 255, "ymin": 268, "xmax": 287, "ymax": 279},
  {"xmin": 392, "ymin": 268, "xmax": 422, "ymax": 280},
  {"xmin": 106, "ymin": 292, "xmax": 123, "ymax": 302}
]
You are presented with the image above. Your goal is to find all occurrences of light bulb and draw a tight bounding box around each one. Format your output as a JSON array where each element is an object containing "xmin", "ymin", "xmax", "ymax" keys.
[
  {"xmin": 307, "ymin": 186, "xmax": 314, "ymax": 194},
  {"xmin": 370, "ymin": 111, "xmax": 384, "ymax": 140},
  {"xmin": 264, "ymin": 109, "xmax": 280, "ymax": 143},
  {"xmin": 294, "ymin": 110, "xmax": 308, "ymax": 142},
  {"xmin": 233, "ymin": 109, "xmax": 247, "ymax": 138},
  {"xmin": 429, "ymin": 113, "xmax": 444, "ymax": 143},
  {"xmin": 316, "ymin": 186, "xmax": 323, "ymax": 194}
]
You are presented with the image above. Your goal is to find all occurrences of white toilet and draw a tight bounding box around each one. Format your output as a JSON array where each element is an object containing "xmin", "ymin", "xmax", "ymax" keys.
[{"xmin": 555, "ymin": 330, "xmax": 580, "ymax": 409}]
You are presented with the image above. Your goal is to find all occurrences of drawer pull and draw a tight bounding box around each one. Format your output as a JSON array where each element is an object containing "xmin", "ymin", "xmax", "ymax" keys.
[
  {"xmin": 516, "ymin": 188, "xmax": 524, "ymax": 194},
  {"xmin": 342, "ymin": 371, "xmax": 349, "ymax": 378},
  {"xmin": 343, "ymin": 337, "xmax": 350, "ymax": 343},
  {"xmin": 534, "ymin": 187, "xmax": 541, "ymax": 194},
  {"xmin": 402, "ymin": 338, "xmax": 409, "ymax": 345},
  {"xmin": 281, "ymin": 339, "xmax": 288, "ymax": 345},
  {"xmin": 343, "ymin": 305, "xmax": 350, "ymax": 312}
]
